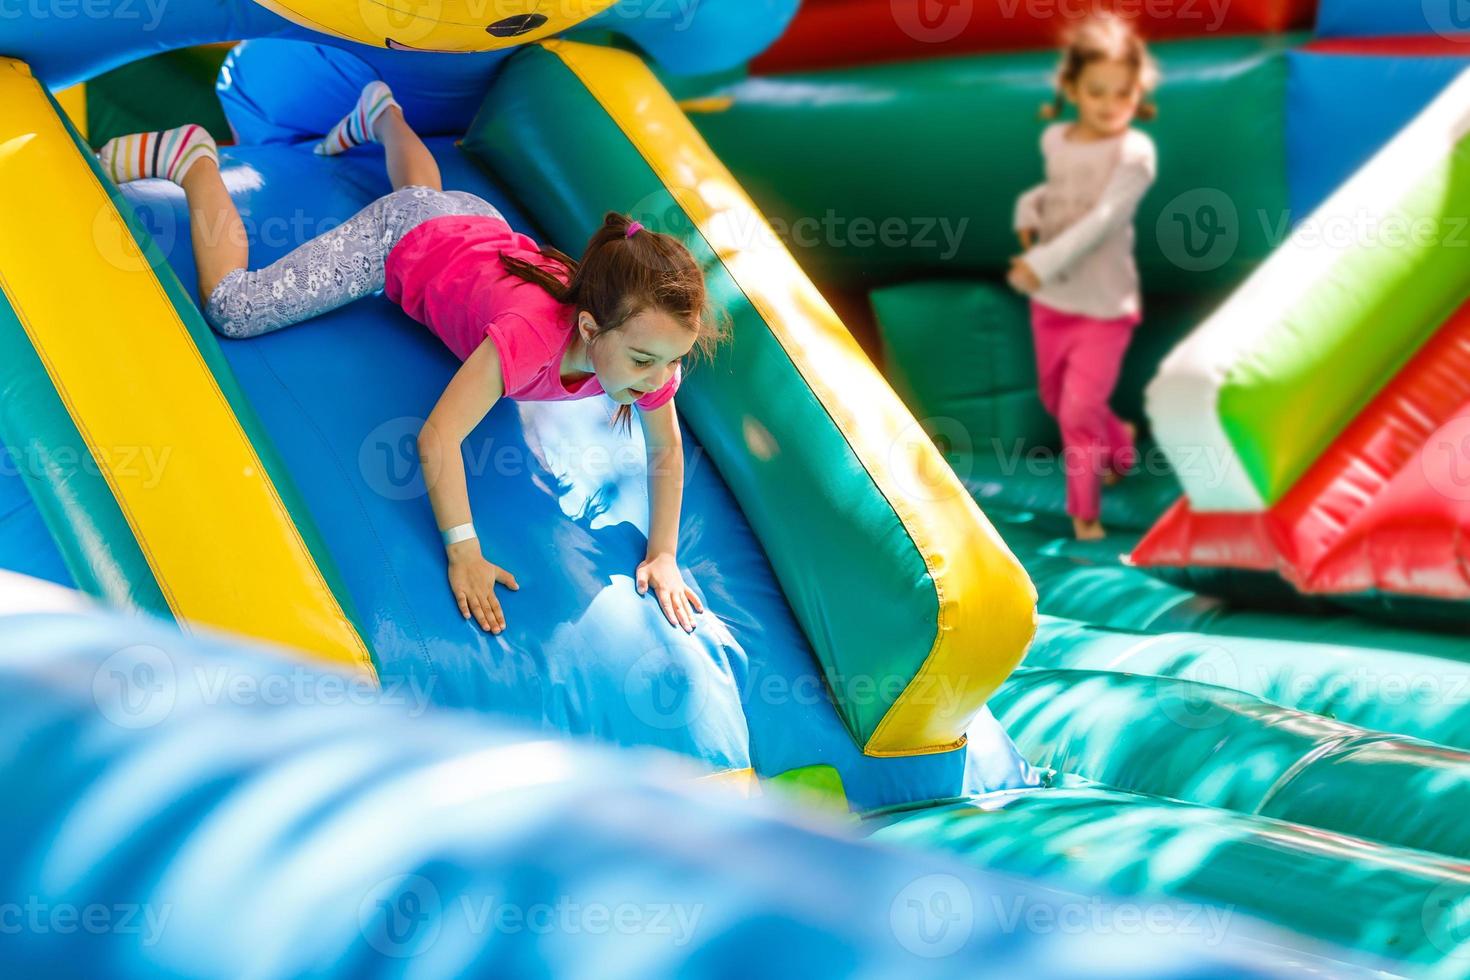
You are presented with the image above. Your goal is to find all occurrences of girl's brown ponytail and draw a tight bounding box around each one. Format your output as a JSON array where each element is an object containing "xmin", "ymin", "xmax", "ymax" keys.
[{"xmin": 500, "ymin": 212, "xmax": 727, "ymax": 435}]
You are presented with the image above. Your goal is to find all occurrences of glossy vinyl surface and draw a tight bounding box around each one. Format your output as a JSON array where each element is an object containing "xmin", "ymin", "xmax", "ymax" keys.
[
  {"xmin": 870, "ymin": 787, "xmax": 1470, "ymax": 971},
  {"xmin": 992, "ymin": 666, "xmax": 1470, "ymax": 859},
  {"xmin": 0, "ymin": 603, "xmax": 1295, "ymax": 978}
]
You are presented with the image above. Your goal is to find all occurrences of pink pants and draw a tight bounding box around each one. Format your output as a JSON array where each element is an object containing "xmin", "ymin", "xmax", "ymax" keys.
[{"xmin": 1030, "ymin": 300, "xmax": 1140, "ymax": 522}]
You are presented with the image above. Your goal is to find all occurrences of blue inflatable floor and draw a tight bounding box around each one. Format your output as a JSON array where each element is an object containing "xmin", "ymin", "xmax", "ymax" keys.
[{"xmin": 101, "ymin": 137, "xmax": 1033, "ymax": 810}]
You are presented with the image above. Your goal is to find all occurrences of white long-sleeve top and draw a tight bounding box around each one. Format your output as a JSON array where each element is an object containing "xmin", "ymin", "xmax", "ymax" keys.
[{"xmin": 1014, "ymin": 123, "xmax": 1158, "ymax": 320}]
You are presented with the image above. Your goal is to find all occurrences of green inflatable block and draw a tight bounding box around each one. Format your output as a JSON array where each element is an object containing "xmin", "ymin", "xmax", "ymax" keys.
[
  {"xmin": 871, "ymin": 279, "xmax": 1220, "ymax": 532},
  {"xmin": 869, "ymin": 788, "xmax": 1469, "ymax": 969},
  {"xmin": 1000, "ymin": 522, "xmax": 1470, "ymax": 658},
  {"xmin": 685, "ymin": 36, "xmax": 1295, "ymax": 292},
  {"xmin": 1025, "ymin": 616, "xmax": 1470, "ymax": 750},
  {"xmin": 86, "ymin": 46, "xmax": 233, "ymax": 150},
  {"xmin": 766, "ymin": 764, "xmax": 853, "ymax": 818},
  {"xmin": 993, "ymin": 666, "xmax": 1470, "ymax": 862},
  {"xmin": 871, "ymin": 279, "xmax": 1060, "ymax": 451},
  {"xmin": 992, "ymin": 667, "xmax": 1355, "ymax": 816}
]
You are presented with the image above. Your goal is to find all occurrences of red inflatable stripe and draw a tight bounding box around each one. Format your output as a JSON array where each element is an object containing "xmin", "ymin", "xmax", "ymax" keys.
[
  {"xmin": 753, "ymin": 0, "xmax": 1319, "ymax": 74},
  {"xmin": 1303, "ymin": 36, "xmax": 1470, "ymax": 57}
]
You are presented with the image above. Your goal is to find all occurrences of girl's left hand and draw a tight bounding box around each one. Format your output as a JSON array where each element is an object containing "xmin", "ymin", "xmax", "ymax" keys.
[
  {"xmin": 636, "ymin": 552, "xmax": 704, "ymax": 633},
  {"xmin": 1008, "ymin": 258, "xmax": 1042, "ymax": 294}
]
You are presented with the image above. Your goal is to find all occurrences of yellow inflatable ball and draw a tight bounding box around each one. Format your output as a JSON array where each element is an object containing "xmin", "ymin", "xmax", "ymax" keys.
[{"xmin": 250, "ymin": 0, "xmax": 618, "ymax": 52}]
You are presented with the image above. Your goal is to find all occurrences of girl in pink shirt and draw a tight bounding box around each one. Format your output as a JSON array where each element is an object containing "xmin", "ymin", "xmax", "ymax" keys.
[
  {"xmin": 1007, "ymin": 16, "xmax": 1160, "ymax": 541},
  {"xmin": 100, "ymin": 82, "xmax": 723, "ymax": 636}
]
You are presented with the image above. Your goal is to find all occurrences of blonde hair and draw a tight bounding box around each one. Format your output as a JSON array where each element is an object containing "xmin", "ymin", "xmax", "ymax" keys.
[{"xmin": 1040, "ymin": 13, "xmax": 1160, "ymax": 122}]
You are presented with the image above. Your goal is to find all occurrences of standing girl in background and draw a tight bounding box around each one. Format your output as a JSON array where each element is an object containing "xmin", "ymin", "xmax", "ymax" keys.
[
  {"xmin": 99, "ymin": 82, "xmax": 722, "ymax": 634},
  {"xmin": 1008, "ymin": 15, "xmax": 1159, "ymax": 540}
]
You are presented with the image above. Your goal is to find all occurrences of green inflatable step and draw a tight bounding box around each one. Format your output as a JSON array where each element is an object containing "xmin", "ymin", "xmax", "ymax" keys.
[
  {"xmin": 869, "ymin": 788, "xmax": 1469, "ymax": 971},
  {"xmin": 683, "ymin": 36, "xmax": 1294, "ymax": 292},
  {"xmin": 992, "ymin": 667, "xmax": 1470, "ymax": 860}
]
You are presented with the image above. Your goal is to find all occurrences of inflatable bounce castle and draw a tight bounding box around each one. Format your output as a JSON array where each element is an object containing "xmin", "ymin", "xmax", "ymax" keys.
[{"xmin": 1, "ymin": 0, "xmax": 1469, "ymax": 975}]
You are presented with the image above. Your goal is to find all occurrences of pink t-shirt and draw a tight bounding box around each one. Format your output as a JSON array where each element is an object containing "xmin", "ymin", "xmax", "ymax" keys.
[{"xmin": 384, "ymin": 214, "xmax": 680, "ymax": 410}]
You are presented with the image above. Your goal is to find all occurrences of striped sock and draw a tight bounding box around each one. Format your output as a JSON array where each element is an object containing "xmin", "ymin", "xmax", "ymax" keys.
[
  {"xmin": 315, "ymin": 81, "xmax": 400, "ymax": 156},
  {"xmin": 97, "ymin": 125, "xmax": 218, "ymax": 185}
]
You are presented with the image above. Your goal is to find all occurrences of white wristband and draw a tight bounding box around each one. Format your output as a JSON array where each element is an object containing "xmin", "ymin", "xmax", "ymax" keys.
[{"xmin": 441, "ymin": 523, "xmax": 477, "ymax": 547}]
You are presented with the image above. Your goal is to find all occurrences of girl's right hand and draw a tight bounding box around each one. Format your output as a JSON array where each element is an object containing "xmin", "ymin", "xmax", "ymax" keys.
[{"xmin": 446, "ymin": 542, "xmax": 520, "ymax": 633}]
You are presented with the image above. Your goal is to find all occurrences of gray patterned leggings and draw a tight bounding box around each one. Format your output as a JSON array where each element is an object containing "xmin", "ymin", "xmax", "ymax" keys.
[{"xmin": 203, "ymin": 185, "xmax": 503, "ymax": 339}]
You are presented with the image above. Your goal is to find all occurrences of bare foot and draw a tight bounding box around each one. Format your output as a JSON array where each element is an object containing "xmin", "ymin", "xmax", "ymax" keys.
[
  {"xmin": 1073, "ymin": 517, "xmax": 1106, "ymax": 540},
  {"xmin": 1104, "ymin": 420, "xmax": 1139, "ymax": 487}
]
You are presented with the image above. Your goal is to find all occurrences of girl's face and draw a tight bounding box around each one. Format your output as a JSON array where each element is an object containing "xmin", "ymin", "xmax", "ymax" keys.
[
  {"xmin": 580, "ymin": 308, "xmax": 696, "ymax": 404},
  {"xmin": 1065, "ymin": 60, "xmax": 1143, "ymax": 137}
]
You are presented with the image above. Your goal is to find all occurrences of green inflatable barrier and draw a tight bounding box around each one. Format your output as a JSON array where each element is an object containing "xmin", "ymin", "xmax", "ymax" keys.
[
  {"xmin": 1025, "ymin": 616, "xmax": 1470, "ymax": 750},
  {"xmin": 1001, "ymin": 522, "xmax": 1469, "ymax": 658},
  {"xmin": 83, "ymin": 46, "xmax": 233, "ymax": 150},
  {"xmin": 869, "ymin": 788, "xmax": 1470, "ymax": 971},
  {"xmin": 1149, "ymin": 564, "xmax": 1470, "ymax": 634},
  {"xmin": 872, "ymin": 280, "xmax": 1060, "ymax": 451},
  {"xmin": 870, "ymin": 279, "xmax": 1223, "ymax": 533},
  {"xmin": 992, "ymin": 667, "xmax": 1470, "ymax": 859},
  {"xmin": 683, "ymin": 36, "xmax": 1294, "ymax": 292}
]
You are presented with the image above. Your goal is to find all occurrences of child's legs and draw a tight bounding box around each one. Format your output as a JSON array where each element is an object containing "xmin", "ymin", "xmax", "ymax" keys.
[
  {"xmin": 1096, "ymin": 317, "xmax": 1140, "ymax": 471},
  {"xmin": 1029, "ymin": 301, "xmax": 1075, "ymax": 417},
  {"xmin": 202, "ymin": 186, "xmax": 502, "ymax": 338},
  {"xmin": 1055, "ymin": 317, "xmax": 1136, "ymax": 521},
  {"xmin": 377, "ymin": 106, "xmax": 441, "ymax": 192},
  {"xmin": 179, "ymin": 159, "xmax": 248, "ymax": 303}
]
